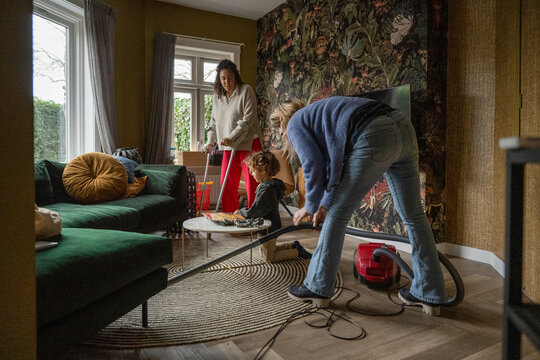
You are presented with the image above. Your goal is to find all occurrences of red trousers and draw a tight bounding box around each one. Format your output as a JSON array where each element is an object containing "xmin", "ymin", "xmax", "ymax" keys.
[{"xmin": 219, "ymin": 138, "xmax": 263, "ymax": 212}]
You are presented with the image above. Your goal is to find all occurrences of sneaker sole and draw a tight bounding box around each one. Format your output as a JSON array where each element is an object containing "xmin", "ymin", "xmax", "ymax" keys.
[
  {"xmin": 287, "ymin": 291, "xmax": 329, "ymax": 308},
  {"xmin": 398, "ymin": 292, "xmax": 441, "ymax": 316}
]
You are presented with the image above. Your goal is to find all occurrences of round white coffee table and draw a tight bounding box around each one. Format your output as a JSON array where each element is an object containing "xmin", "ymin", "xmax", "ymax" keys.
[{"xmin": 181, "ymin": 217, "xmax": 271, "ymax": 276}]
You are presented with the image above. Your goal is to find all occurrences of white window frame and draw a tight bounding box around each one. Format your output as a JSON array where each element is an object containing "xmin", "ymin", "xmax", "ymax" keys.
[
  {"xmin": 174, "ymin": 55, "xmax": 196, "ymax": 83},
  {"xmin": 199, "ymin": 57, "xmax": 221, "ymax": 84},
  {"xmin": 33, "ymin": 0, "xmax": 98, "ymax": 161},
  {"xmin": 173, "ymin": 36, "xmax": 241, "ymax": 151}
]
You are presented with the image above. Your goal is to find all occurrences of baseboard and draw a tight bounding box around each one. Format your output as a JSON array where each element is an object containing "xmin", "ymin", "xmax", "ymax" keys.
[{"xmin": 438, "ymin": 242, "xmax": 505, "ymax": 278}]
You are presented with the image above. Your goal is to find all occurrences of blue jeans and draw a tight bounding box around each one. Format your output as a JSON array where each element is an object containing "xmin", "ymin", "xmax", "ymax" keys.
[{"xmin": 303, "ymin": 110, "xmax": 448, "ymax": 304}]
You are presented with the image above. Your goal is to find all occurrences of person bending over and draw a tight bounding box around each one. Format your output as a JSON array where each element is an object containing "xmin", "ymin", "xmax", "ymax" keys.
[
  {"xmin": 236, "ymin": 150, "xmax": 311, "ymax": 262},
  {"xmin": 270, "ymin": 98, "xmax": 447, "ymax": 315}
]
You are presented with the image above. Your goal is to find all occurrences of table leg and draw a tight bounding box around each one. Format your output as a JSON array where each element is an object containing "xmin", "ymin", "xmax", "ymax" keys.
[
  {"xmin": 181, "ymin": 227, "xmax": 185, "ymax": 272},
  {"xmin": 249, "ymin": 231, "xmax": 253, "ymax": 280},
  {"xmin": 206, "ymin": 232, "xmax": 210, "ymax": 257}
]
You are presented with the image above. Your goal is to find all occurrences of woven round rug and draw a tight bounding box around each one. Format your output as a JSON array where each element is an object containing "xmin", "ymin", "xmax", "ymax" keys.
[{"xmin": 84, "ymin": 251, "xmax": 343, "ymax": 348}]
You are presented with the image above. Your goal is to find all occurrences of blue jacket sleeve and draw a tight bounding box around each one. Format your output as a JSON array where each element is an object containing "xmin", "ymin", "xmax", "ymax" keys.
[{"xmin": 288, "ymin": 119, "xmax": 326, "ymax": 214}]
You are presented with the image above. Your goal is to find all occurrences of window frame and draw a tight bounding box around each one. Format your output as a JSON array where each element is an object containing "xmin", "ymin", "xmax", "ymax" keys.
[
  {"xmin": 174, "ymin": 55, "xmax": 196, "ymax": 83},
  {"xmin": 173, "ymin": 36, "xmax": 241, "ymax": 151},
  {"xmin": 199, "ymin": 58, "xmax": 220, "ymax": 84},
  {"xmin": 33, "ymin": 0, "xmax": 97, "ymax": 162}
]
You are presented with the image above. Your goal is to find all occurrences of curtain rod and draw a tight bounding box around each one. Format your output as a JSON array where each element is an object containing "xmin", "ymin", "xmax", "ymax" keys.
[{"xmin": 163, "ymin": 32, "xmax": 245, "ymax": 47}]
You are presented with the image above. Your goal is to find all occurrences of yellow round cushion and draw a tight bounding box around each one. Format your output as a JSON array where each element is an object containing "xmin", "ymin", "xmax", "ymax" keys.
[{"xmin": 63, "ymin": 152, "xmax": 128, "ymax": 204}]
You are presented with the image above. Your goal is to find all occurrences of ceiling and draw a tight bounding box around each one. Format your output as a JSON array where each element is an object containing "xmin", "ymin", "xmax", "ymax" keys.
[{"xmin": 157, "ymin": 0, "xmax": 286, "ymax": 20}]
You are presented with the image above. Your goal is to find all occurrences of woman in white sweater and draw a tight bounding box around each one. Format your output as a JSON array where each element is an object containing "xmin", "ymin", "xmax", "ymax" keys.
[{"xmin": 204, "ymin": 60, "xmax": 263, "ymax": 212}]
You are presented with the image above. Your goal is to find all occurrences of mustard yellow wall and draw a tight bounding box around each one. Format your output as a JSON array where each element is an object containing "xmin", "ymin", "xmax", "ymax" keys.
[
  {"xmin": 0, "ymin": 1, "xmax": 37, "ymax": 358},
  {"xmin": 105, "ymin": 0, "xmax": 258, "ymax": 158},
  {"xmin": 107, "ymin": 0, "xmax": 147, "ymax": 152}
]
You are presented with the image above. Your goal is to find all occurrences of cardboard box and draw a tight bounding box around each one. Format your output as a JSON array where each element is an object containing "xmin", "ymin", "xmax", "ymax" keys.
[{"xmin": 175, "ymin": 151, "xmax": 208, "ymax": 166}]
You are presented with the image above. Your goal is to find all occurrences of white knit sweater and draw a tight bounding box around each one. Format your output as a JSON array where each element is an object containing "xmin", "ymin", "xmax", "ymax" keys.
[{"xmin": 206, "ymin": 84, "xmax": 262, "ymax": 151}]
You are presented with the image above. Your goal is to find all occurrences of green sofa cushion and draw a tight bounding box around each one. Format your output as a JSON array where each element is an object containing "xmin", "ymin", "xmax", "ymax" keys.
[
  {"xmin": 103, "ymin": 194, "xmax": 178, "ymax": 231},
  {"xmin": 135, "ymin": 164, "xmax": 187, "ymax": 199},
  {"xmin": 135, "ymin": 169, "xmax": 179, "ymax": 196},
  {"xmin": 44, "ymin": 160, "xmax": 76, "ymax": 203},
  {"xmin": 35, "ymin": 160, "xmax": 55, "ymax": 206},
  {"xmin": 44, "ymin": 203, "xmax": 141, "ymax": 231},
  {"xmin": 35, "ymin": 228, "xmax": 172, "ymax": 328}
]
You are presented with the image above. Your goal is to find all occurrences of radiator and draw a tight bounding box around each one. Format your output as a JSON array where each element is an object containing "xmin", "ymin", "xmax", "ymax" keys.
[{"xmin": 194, "ymin": 174, "xmax": 221, "ymax": 206}]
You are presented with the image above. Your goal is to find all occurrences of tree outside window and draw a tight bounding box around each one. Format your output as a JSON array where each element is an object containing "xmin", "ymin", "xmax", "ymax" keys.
[{"xmin": 33, "ymin": 14, "xmax": 67, "ymax": 162}]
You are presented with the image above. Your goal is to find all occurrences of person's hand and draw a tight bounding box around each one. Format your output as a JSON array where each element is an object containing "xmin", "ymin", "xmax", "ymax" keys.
[
  {"xmin": 292, "ymin": 207, "xmax": 312, "ymax": 226},
  {"xmin": 202, "ymin": 144, "xmax": 214, "ymax": 153},
  {"xmin": 220, "ymin": 137, "xmax": 232, "ymax": 147},
  {"xmin": 313, "ymin": 205, "xmax": 327, "ymax": 228}
]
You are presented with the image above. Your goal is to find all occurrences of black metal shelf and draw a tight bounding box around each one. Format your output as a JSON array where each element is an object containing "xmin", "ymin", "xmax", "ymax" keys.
[
  {"xmin": 506, "ymin": 304, "xmax": 540, "ymax": 350},
  {"xmin": 500, "ymin": 136, "xmax": 540, "ymax": 359}
]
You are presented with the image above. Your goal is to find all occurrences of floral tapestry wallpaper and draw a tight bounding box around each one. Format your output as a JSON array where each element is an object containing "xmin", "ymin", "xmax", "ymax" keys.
[{"xmin": 256, "ymin": 0, "xmax": 447, "ymax": 241}]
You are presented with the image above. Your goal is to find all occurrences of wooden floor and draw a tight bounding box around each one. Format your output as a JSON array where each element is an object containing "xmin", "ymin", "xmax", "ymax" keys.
[{"xmin": 64, "ymin": 211, "xmax": 539, "ymax": 360}]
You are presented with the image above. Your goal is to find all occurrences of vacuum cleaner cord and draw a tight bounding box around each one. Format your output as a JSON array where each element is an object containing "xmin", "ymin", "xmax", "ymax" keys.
[
  {"xmin": 253, "ymin": 299, "xmax": 367, "ymax": 360},
  {"xmin": 171, "ymin": 223, "xmax": 465, "ymax": 358}
]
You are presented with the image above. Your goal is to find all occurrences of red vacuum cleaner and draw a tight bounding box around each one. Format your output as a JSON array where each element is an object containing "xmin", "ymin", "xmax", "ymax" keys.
[{"xmin": 353, "ymin": 242, "xmax": 401, "ymax": 289}]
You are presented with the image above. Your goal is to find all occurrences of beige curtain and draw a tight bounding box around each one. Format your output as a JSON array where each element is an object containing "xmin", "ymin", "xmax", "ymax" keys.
[{"xmin": 84, "ymin": 0, "xmax": 118, "ymax": 154}]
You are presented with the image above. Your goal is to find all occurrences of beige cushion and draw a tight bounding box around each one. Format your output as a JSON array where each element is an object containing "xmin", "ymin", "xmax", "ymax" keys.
[
  {"xmin": 63, "ymin": 152, "xmax": 128, "ymax": 204},
  {"xmin": 34, "ymin": 204, "xmax": 62, "ymax": 240},
  {"xmin": 271, "ymin": 150, "xmax": 295, "ymax": 196}
]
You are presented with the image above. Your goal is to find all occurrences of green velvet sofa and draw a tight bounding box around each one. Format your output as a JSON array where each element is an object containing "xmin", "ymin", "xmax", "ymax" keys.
[
  {"xmin": 34, "ymin": 160, "xmax": 189, "ymax": 358},
  {"xmin": 36, "ymin": 228, "xmax": 172, "ymax": 359},
  {"xmin": 34, "ymin": 160, "xmax": 189, "ymax": 232}
]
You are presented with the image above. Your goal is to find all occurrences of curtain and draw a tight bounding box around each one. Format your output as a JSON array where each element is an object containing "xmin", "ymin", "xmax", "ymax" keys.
[
  {"xmin": 85, "ymin": 0, "xmax": 118, "ymax": 154},
  {"xmin": 145, "ymin": 33, "xmax": 176, "ymax": 164}
]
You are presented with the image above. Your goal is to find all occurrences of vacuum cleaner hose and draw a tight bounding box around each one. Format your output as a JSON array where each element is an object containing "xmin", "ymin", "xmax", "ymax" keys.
[
  {"xmin": 168, "ymin": 223, "xmax": 315, "ymax": 286},
  {"xmin": 168, "ymin": 223, "xmax": 464, "ymax": 307}
]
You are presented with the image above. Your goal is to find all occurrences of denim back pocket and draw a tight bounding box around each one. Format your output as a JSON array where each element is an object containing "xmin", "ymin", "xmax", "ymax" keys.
[{"xmin": 364, "ymin": 127, "xmax": 398, "ymax": 162}]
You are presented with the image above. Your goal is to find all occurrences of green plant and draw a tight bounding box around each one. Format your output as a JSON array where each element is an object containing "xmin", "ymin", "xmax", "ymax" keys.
[
  {"xmin": 173, "ymin": 95, "xmax": 213, "ymax": 151},
  {"xmin": 174, "ymin": 97, "xmax": 191, "ymax": 151},
  {"xmin": 204, "ymin": 94, "xmax": 213, "ymax": 144},
  {"xmin": 33, "ymin": 97, "xmax": 64, "ymax": 161}
]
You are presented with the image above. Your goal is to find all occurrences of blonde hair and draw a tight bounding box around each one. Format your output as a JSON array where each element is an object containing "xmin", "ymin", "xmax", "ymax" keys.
[{"xmin": 270, "ymin": 99, "xmax": 305, "ymax": 163}]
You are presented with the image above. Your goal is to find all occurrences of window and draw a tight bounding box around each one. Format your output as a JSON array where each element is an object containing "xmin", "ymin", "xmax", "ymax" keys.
[
  {"xmin": 33, "ymin": 0, "xmax": 97, "ymax": 162},
  {"xmin": 172, "ymin": 36, "xmax": 241, "ymax": 152}
]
